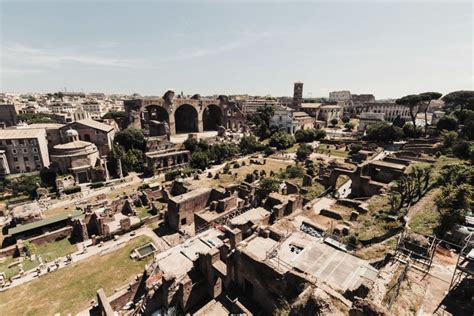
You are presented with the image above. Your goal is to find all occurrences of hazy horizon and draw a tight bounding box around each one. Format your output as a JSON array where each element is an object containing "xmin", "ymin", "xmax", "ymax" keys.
[{"xmin": 1, "ymin": 1, "xmax": 472, "ymax": 99}]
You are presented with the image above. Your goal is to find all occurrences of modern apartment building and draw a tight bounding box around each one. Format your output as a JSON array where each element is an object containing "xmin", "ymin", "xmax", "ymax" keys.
[{"xmin": 0, "ymin": 129, "xmax": 50, "ymax": 174}]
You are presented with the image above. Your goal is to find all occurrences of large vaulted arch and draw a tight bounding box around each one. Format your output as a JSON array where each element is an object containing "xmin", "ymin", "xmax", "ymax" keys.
[
  {"xmin": 203, "ymin": 104, "xmax": 223, "ymax": 131},
  {"xmin": 175, "ymin": 104, "xmax": 198, "ymax": 134},
  {"xmin": 147, "ymin": 105, "xmax": 169, "ymax": 124}
]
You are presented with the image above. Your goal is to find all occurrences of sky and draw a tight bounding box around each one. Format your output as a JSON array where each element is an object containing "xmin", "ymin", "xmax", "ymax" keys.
[{"xmin": 0, "ymin": 0, "xmax": 472, "ymax": 98}]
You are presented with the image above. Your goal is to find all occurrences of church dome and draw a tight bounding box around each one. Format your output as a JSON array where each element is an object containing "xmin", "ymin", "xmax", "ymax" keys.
[{"xmin": 66, "ymin": 128, "xmax": 79, "ymax": 138}]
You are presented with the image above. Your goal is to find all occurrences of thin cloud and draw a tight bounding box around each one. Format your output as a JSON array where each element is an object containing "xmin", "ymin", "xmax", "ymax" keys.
[{"xmin": 3, "ymin": 43, "xmax": 142, "ymax": 68}]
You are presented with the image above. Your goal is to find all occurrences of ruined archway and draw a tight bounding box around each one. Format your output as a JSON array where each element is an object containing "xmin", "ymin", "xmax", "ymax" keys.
[
  {"xmin": 175, "ymin": 104, "xmax": 198, "ymax": 134},
  {"xmin": 147, "ymin": 105, "xmax": 169, "ymax": 124},
  {"xmin": 203, "ymin": 104, "xmax": 223, "ymax": 131}
]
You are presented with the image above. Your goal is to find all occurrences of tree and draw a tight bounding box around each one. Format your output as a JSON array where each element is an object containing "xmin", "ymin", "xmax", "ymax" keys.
[
  {"xmin": 330, "ymin": 118, "xmax": 338, "ymax": 127},
  {"xmin": 392, "ymin": 115, "xmax": 406, "ymax": 128},
  {"xmin": 341, "ymin": 116, "xmax": 350, "ymax": 124},
  {"xmin": 441, "ymin": 130, "xmax": 458, "ymax": 149},
  {"xmin": 296, "ymin": 143, "xmax": 313, "ymax": 161},
  {"xmin": 396, "ymin": 94, "xmax": 422, "ymax": 133},
  {"xmin": 418, "ymin": 92, "xmax": 442, "ymax": 136},
  {"xmin": 269, "ymin": 131, "xmax": 295, "ymax": 150},
  {"xmin": 258, "ymin": 177, "xmax": 280, "ymax": 197},
  {"xmin": 40, "ymin": 167, "xmax": 57, "ymax": 189},
  {"xmin": 442, "ymin": 90, "xmax": 474, "ymax": 112},
  {"xmin": 452, "ymin": 140, "xmax": 471, "ymax": 160},
  {"xmin": 114, "ymin": 128, "xmax": 146, "ymax": 151},
  {"xmin": 107, "ymin": 145, "xmax": 128, "ymax": 177},
  {"xmin": 344, "ymin": 122, "xmax": 355, "ymax": 131},
  {"xmin": 190, "ymin": 151, "xmax": 210, "ymax": 170},
  {"xmin": 239, "ymin": 135, "xmax": 264, "ymax": 154},
  {"xmin": 183, "ymin": 138, "xmax": 198, "ymax": 152},
  {"xmin": 402, "ymin": 123, "xmax": 422, "ymax": 138},
  {"xmin": 247, "ymin": 104, "xmax": 275, "ymax": 139},
  {"xmin": 436, "ymin": 115, "xmax": 458, "ymax": 131},
  {"xmin": 102, "ymin": 111, "xmax": 127, "ymax": 119},
  {"xmin": 436, "ymin": 183, "xmax": 473, "ymax": 231},
  {"xmin": 294, "ymin": 128, "xmax": 325, "ymax": 143},
  {"xmin": 365, "ymin": 122, "xmax": 403, "ymax": 142}
]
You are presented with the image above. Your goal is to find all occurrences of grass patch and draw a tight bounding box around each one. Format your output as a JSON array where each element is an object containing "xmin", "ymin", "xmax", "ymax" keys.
[
  {"xmin": 0, "ymin": 236, "xmax": 152, "ymax": 315},
  {"xmin": 0, "ymin": 238, "xmax": 76, "ymax": 279},
  {"xmin": 316, "ymin": 144, "xmax": 348, "ymax": 158},
  {"xmin": 409, "ymin": 189, "xmax": 441, "ymax": 236},
  {"xmin": 136, "ymin": 206, "xmax": 155, "ymax": 219},
  {"xmin": 302, "ymin": 182, "xmax": 325, "ymax": 200},
  {"xmin": 356, "ymin": 195, "xmax": 402, "ymax": 241}
]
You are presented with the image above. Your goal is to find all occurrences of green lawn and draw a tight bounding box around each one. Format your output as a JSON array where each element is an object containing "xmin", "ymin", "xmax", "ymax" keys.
[
  {"xmin": 409, "ymin": 189, "xmax": 441, "ymax": 236},
  {"xmin": 136, "ymin": 206, "xmax": 155, "ymax": 219},
  {"xmin": 356, "ymin": 195, "xmax": 402, "ymax": 241},
  {"xmin": 0, "ymin": 236, "xmax": 152, "ymax": 315},
  {"xmin": 0, "ymin": 238, "xmax": 77, "ymax": 279},
  {"xmin": 316, "ymin": 144, "xmax": 348, "ymax": 158}
]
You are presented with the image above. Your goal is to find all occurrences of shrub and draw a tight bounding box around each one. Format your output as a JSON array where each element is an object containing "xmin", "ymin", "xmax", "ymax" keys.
[
  {"xmin": 90, "ymin": 182, "xmax": 105, "ymax": 189},
  {"xmin": 296, "ymin": 143, "xmax": 313, "ymax": 161},
  {"xmin": 264, "ymin": 145, "xmax": 276, "ymax": 157},
  {"xmin": 190, "ymin": 151, "xmax": 210, "ymax": 170},
  {"xmin": 269, "ymin": 131, "xmax": 295, "ymax": 149},
  {"xmin": 165, "ymin": 170, "xmax": 181, "ymax": 181},
  {"xmin": 63, "ymin": 185, "xmax": 81, "ymax": 195}
]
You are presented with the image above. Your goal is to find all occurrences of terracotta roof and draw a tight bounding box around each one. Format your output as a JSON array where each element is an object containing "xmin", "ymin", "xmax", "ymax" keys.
[{"xmin": 75, "ymin": 118, "xmax": 114, "ymax": 132}]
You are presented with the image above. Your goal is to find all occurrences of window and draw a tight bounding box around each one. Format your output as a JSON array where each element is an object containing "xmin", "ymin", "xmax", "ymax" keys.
[
  {"xmin": 30, "ymin": 139, "xmax": 36, "ymax": 145},
  {"xmin": 16, "ymin": 166, "xmax": 20, "ymax": 170},
  {"xmin": 33, "ymin": 148, "xmax": 38, "ymax": 153},
  {"xmin": 181, "ymin": 218, "xmax": 187, "ymax": 225},
  {"xmin": 34, "ymin": 155, "xmax": 40, "ymax": 161},
  {"xmin": 13, "ymin": 157, "xmax": 18, "ymax": 162},
  {"xmin": 24, "ymin": 157, "xmax": 29, "ymax": 162},
  {"xmin": 6, "ymin": 140, "xmax": 12, "ymax": 145},
  {"xmin": 25, "ymin": 166, "xmax": 31, "ymax": 172},
  {"xmin": 19, "ymin": 139, "xmax": 24, "ymax": 145},
  {"xmin": 22, "ymin": 148, "xmax": 28, "ymax": 154},
  {"xmin": 12, "ymin": 149, "xmax": 17, "ymax": 154}
]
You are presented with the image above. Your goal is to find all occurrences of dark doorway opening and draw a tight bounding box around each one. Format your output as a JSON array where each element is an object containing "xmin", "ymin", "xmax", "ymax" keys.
[
  {"xmin": 175, "ymin": 104, "xmax": 198, "ymax": 134},
  {"xmin": 203, "ymin": 104, "xmax": 223, "ymax": 131}
]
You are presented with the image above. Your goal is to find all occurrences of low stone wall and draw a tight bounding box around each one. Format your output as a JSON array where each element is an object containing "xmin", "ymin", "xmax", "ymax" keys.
[{"xmin": 27, "ymin": 226, "xmax": 73, "ymax": 247}]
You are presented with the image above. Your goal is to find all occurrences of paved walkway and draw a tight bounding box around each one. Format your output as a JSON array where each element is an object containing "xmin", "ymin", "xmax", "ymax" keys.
[{"xmin": 0, "ymin": 227, "xmax": 166, "ymax": 291}]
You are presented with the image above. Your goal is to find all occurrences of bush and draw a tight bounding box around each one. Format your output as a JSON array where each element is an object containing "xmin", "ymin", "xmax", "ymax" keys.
[
  {"xmin": 330, "ymin": 118, "xmax": 338, "ymax": 126},
  {"xmin": 239, "ymin": 135, "xmax": 264, "ymax": 154},
  {"xmin": 402, "ymin": 123, "xmax": 422, "ymax": 138},
  {"xmin": 269, "ymin": 131, "xmax": 295, "ymax": 150},
  {"xmin": 436, "ymin": 115, "xmax": 458, "ymax": 131},
  {"xmin": 280, "ymin": 165, "xmax": 305, "ymax": 179},
  {"xmin": 296, "ymin": 143, "xmax": 313, "ymax": 161},
  {"xmin": 294, "ymin": 129, "xmax": 326, "ymax": 143},
  {"xmin": 183, "ymin": 138, "xmax": 198, "ymax": 152},
  {"xmin": 365, "ymin": 122, "xmax": 403, "ymax": 142},
  {"xmin": 190, "ymin": 151, "xmax": 210, "ymax": 170},
  {"xmin": 452, "ymin": 140, "xmax": 471, "ymax": 159},
  {"xmin": 63, "ymin": 185, "xmax": 81, "ymax": 195},
  {"xmin": 165, "ymin": 170, "xmax": 181, "ymax": 181},
  {"xmin": 90, "ymin": 182, "xmax": 105, "ymax": 189},
  {"xmin": 264, "ymin": 145, "xmax": 276, "ymax": 157}
]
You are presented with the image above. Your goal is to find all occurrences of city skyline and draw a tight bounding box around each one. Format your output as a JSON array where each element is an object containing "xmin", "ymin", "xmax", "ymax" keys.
[{"xmin": 1, "ymin": 1, "xmax": 472, "ymax": 98}]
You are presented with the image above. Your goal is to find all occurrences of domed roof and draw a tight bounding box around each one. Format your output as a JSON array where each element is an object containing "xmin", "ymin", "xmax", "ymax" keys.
[{"xmin": 66, "ymin": 128, "xmax": 79, "ymax": 137}]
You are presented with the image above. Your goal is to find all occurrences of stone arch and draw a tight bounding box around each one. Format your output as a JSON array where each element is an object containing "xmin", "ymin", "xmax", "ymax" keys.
[
  {"xmin": 202, "ymin": 104, "xmax": 223, "ymax": 131},
  {"xmin": 175, "ymin": 104, "xmax": 198, "ymax": 134},
  {"xmin": 146, "ymin": 105, "xmax": 169, "ymax": 124}
]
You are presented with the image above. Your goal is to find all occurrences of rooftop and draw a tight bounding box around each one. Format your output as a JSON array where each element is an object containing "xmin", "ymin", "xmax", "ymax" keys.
[
  {"xmin": 0, "ymin": 128, "xmax": 46, "ymax": 140},
  {"xmin": 8, "ymin": 209, "xmax": 83, "ymax": 235},
  {"xmin": 230, "ymin": 207, "xmax": 270, "ymax": 226},
  {"xmin": 75, "ymin": 118, "xmax": 114, "ymax": 132}
]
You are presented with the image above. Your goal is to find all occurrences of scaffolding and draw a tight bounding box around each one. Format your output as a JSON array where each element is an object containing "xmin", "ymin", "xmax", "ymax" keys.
[
  {"xmin": 448, "ymin": 232, "xmax": 474, "ymax": 292},
  {"xmin": 394, "ymin": 229, "xmax": 437, "ymax": 273}
]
